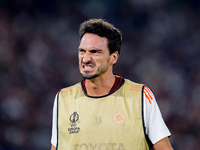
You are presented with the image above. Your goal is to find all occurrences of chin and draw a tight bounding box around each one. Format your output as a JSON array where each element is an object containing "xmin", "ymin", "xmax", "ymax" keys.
[{"xmin": 80, "ymin": 73, "xmax": 99, "ymax": 80}]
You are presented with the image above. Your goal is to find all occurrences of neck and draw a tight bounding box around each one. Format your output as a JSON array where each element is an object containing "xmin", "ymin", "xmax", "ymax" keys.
[{"xmin": 85, "ymin": 74, "xmax": 116, "ymax": 97}]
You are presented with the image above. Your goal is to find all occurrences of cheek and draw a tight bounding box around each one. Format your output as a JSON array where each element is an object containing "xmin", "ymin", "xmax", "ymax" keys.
[
  {"xmin": 78, "ymin": 56, "xmax": 82, "ymax": 63},
  {"xmin": 96, "ymin": 58, "xmax": 109, "ymax": 67}
]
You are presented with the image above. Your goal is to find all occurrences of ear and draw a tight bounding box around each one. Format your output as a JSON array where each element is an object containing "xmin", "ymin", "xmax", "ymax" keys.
[{"xmin": 110, "ymin": 51, "xmax": 119, "ymax": 65}]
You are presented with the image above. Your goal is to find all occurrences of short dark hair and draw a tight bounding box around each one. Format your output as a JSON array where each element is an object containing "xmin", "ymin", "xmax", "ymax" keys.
[{"xmin": 79, "ymin": 19, "xmax": 122, "ymax": 55}]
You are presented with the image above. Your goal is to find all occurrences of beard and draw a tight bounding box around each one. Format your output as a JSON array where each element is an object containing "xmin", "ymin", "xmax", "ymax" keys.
[
  {"xmin": 80, "ymin": 62, "xmax": 109, "ymax": 80},
  {"xmin": 80, "ymin": 72, "xmax": 100, "ymax": 80},
  {"xmin": 79, "ymin": 57, "xmax": 111, "ymax": 80}
]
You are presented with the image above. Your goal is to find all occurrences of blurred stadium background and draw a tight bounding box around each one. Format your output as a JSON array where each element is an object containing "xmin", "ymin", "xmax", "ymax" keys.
[{"xmin": 0, "ymin": 0, "xmax": 200, "ymax": 149}]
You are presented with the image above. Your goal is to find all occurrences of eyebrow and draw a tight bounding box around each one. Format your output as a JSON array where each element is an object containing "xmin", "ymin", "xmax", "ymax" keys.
[{"xmin": 78, "ymin": 48, "xmax": 102, "ymax": 52}]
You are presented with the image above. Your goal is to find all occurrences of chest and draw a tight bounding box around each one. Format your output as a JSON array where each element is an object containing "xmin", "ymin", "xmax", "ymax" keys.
[
  {"xmin": 57, "ymin": 84, "xmax": 149, "ymax": 150},
  {"xmin": 58, "ymin": 95, "xmax": 143, "ymax": 138}
]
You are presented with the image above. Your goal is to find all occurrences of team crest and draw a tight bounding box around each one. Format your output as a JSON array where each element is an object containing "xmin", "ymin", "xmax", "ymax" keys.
[
  {"xmin": 112, "ymin": 112, "xmax": 126, "ymax": 125},
  {"xmin": 68, "ymin": 112, "xmax": 80, "ymax": 134}
]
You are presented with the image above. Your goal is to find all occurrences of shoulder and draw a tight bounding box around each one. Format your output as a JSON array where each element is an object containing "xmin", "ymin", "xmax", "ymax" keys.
[
  {"xmin": 123, "ymin": 79, "xmax": 144, "ymax": 91},
  {"xmin": 57, "ymin": 82, "xmax": 86, "ymax": 101},
  {"xmin": 59, "ymin": 82, "xmax": 82, "ymax": 95},
  {"xmin": 143, "ymin": 86, "xmax": 154, "ymax": 104},
  {"xmin": 119, "ymin": 79, "xmax": 145, "ymax": 100},
  {"xmin": 124, "ymin": 78, "xmax": 143, "ymax": 86}
]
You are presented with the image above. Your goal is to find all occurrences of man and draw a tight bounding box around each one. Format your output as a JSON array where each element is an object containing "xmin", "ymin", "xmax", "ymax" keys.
[{"xmin": 51, "ymin": 19, "xmax": 173, "ymax": 150}]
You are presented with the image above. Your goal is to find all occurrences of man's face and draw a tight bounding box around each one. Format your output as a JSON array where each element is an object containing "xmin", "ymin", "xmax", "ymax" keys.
[{"xmin": 78, "ymin": 33, "xmax": 111, "ymax": 79}]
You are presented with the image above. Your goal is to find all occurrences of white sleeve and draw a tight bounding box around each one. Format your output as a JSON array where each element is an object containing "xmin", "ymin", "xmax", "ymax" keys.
[
  {"xmin": 51, "ymin": 94, "xmax": 58, "ymax": 147},
  {"xmin": 143, "ymin": 86, "xmax": 171, "ymax": 144}
]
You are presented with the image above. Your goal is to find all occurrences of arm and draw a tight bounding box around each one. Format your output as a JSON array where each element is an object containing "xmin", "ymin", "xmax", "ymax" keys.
[
  {"xmin": 152, "ymin": 137, "xmax": 173, "ymax": 150},
  {"xmin": 51, "ymin": 145, "xmax": 56, "ymax": 150},
  {"xmin": 50, "ymin": 94, "xmax": 58, "ymax": 150},
  {"xmin": 143, "ymin": 87, "xmax": 172, "ymax": 148}
]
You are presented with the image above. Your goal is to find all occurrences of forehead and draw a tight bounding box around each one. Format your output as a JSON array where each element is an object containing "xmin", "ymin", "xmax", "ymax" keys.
[{"xmin": 79, "ymin": 33, "xmax": 108, "ymax": 50}]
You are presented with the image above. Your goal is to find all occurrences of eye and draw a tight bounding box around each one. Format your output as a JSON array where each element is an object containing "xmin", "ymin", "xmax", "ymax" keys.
[
  {"xmin": 79, "ymin": 49, "xmax": 85, "ymax": 53},
  {"xmin": 91, "ymin": 49, "xmax": 101, "ymax": 54}
]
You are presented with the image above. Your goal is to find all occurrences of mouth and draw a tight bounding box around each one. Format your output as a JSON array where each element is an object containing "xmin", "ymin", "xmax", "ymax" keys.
[
  {"xmin": 84, "ymin": 65, "xmax": 93, "ymax": 69},
  {"xmin": 82, "ymin": 64, "xmax": 94, "ymax": 71}
]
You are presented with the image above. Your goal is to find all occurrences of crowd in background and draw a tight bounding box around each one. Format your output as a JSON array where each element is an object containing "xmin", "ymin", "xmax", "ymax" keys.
[{"xmin": 0, "ymin": 0, "xmax": 200, "ymax": 149}]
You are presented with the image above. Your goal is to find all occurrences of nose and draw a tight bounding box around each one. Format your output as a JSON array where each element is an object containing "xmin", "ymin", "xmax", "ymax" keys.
[{"xmin": 82, "ymin": 52, "xmax": 91, "ymax": 63}]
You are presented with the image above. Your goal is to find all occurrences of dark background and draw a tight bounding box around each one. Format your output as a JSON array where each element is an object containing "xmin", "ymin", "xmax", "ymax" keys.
[{"xmin": 0, "ymin": 0, "xmax": 200, "ymax": 149}]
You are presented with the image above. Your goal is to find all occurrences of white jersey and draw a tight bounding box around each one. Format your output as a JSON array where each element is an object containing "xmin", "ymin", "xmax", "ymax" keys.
[{"xmin": 51, "ymin": 86, "xmax": 171, "ymax": 147}]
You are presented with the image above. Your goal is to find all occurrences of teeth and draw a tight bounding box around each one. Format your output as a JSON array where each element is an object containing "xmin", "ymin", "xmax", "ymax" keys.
[{"xmin": 84, "ymin": 66, "xmax": 93, "ymax": 69}]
